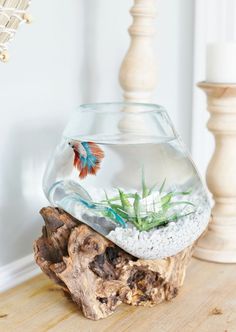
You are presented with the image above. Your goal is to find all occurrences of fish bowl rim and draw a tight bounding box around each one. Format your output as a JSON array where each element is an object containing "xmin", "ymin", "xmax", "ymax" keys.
[{"xmin": 77, "ymin": 102, "xmax": 167, "ymax": 115}]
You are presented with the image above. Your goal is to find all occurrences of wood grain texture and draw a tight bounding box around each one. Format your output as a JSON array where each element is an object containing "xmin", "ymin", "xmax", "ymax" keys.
[
  {"xmin": 119, "ymin": 0, "xmax": 157, "ymax": 102},
  {"xmin": 34, "ymin": 207, "xmax": 193, "ymax": 320},
  {"xmin": 0, "ymin": 259, "xmax": 236, "ymax": 332}
]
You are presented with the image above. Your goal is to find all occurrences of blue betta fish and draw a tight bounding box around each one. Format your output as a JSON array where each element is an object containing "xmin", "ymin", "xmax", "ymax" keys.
[{"xmin": 69, "ymin": 141, "xmax": 104, "ymax": 179}]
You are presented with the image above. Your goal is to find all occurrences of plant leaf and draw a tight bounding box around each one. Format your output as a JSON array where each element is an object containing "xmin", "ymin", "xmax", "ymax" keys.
[
  {"xmin": 100, "ymin": 179, "xmax": 195, "ymax": 232},
  {"xmin": 118, "ymin": 189, "xmax": 131, "ymax": 211},
  {"xmin": 110, "ymin": 204, "xmax": 129, "ymax": 219},
  {"xmin": 161, "ymin": 192, "xmax": 173, "ymax": 206},
  {"xmin": 133, "ymin": 193, "xmax": 141, "ymax": 221},
  {"xmin": 159, "ymin": 178, "xmax": 166, "ymax": 194},
  {"xmin": 142, "ymin": 168, "xmax": 149, "ymax": 198},
  {"xmin": 101, "ymin": 193, "xmax": 135, "ymax": 203},
  {"xmin": 147, "ymin": 182, "xmax": 157, "ymax": 196}
]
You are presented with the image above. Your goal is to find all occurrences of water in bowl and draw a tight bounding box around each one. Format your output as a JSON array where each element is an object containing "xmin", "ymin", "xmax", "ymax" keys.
[{"xmin": 43, "ymin": 135, "xmax": 206, "ymax": 237}]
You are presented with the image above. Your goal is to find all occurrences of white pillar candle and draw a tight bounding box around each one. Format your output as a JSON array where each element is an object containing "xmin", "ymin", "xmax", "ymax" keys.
[{"xmin": 206, "ymin": 42, "xmax": 236, "ymax": 83}]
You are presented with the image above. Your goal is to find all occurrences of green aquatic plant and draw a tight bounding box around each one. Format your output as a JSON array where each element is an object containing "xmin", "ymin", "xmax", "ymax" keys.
[{"xmin": 102, "ymin": 173, "xmax": 195, "ymax": 232}]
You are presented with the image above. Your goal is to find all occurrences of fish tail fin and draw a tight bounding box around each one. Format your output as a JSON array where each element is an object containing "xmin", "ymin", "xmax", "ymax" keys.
[
  {"xmin": 88, "ymin": 142, "xmax": 105, "ymax": 160},
  {"xmin": 86, "ymin": 142, "xmax": 105, "ymax": 175},
  {"xmin": 79, "ymin": 167, "xmax": 89, "ymax": 179},
  {"xmin": 73, "ymin": 150, "xmax": 82, "ymax": 170}
]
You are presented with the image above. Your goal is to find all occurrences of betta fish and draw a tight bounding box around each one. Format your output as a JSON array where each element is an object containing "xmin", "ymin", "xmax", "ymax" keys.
[{"xmin": 69, "ymin": 141, "xmax": 104, "ymax": 179}]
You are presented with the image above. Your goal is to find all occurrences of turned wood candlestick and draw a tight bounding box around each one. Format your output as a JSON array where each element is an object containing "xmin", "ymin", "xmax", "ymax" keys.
[
  {"xmin": 118, "ymin": 0, "xmax": 157, "ymax": 133},
  {"xmin": 119, "ymin": 0, "xmax": 157, "ymax": 103},
  {"xmin": 194, "ymin": 82, "xmax": 236, "ymax": 263}
]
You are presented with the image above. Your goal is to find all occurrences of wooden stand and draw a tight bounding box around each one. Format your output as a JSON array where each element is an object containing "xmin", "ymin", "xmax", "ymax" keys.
[
  {"xmin": 34, "ymin": 207, "xmax": 194, "ymax": 320},
  {"xmin": 194, "ymin": 82, "xmax": 236, "ymax": 263}
]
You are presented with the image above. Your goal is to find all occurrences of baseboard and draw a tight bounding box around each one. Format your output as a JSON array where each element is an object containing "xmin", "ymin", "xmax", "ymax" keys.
[{"xmin": 0, "ymin": 254, "xmax": 41, "ymax": 292}]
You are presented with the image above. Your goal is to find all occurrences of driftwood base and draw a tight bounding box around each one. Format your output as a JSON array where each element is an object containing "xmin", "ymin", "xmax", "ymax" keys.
[{"xmin": 34, "ymin": 207, "xmax": 194, "ymax": 320}]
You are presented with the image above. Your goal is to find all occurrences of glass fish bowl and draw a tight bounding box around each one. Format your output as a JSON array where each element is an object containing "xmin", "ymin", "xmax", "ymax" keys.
[{"xmin": 43, "ymin": 102, "xmax": 211, "ymax": 259}]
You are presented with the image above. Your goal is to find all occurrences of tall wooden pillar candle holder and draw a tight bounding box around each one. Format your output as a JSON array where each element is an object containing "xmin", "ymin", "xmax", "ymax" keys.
[
  {"xmin": 194, "ymin": 43, "xmax": 236, "ymax": 263},
  {"xmin": 119, "ymin": 0, "xmax": 157, "ymax": 103},
  {"xmin": 118, "ymin": 0, "xmax": 157, "ymax": 132},
  {"xmin": 194, "ymin": 82, "xmax": 236, "ymax": 263}
]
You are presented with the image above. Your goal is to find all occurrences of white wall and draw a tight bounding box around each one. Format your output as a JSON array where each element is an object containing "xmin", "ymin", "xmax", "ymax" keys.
[
  {"xmin": 0, "ymin": 0, "xmax": 194, "ymax": 268},
  {"xmin": 192, "ymin": 0, "xmax": 236, "ymax": 176},
  {"xmin": 0, "ymin": 0, "xmax": 83, "ymax": 267}
]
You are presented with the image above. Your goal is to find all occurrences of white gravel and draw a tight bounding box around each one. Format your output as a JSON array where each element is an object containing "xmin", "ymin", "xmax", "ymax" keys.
[
  {"xmin": 107, "ymin": 192, "xmax": 211, "ymax": 259},
  {"xmin": 59, "ymin": 184, "xmax": 211, "ymax": 260}
]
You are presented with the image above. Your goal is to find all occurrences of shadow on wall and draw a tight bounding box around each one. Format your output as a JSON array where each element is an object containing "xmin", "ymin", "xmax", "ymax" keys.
[{"xmin": 0, "ymin": 121, "xmax": 63, "ymax": 266}]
